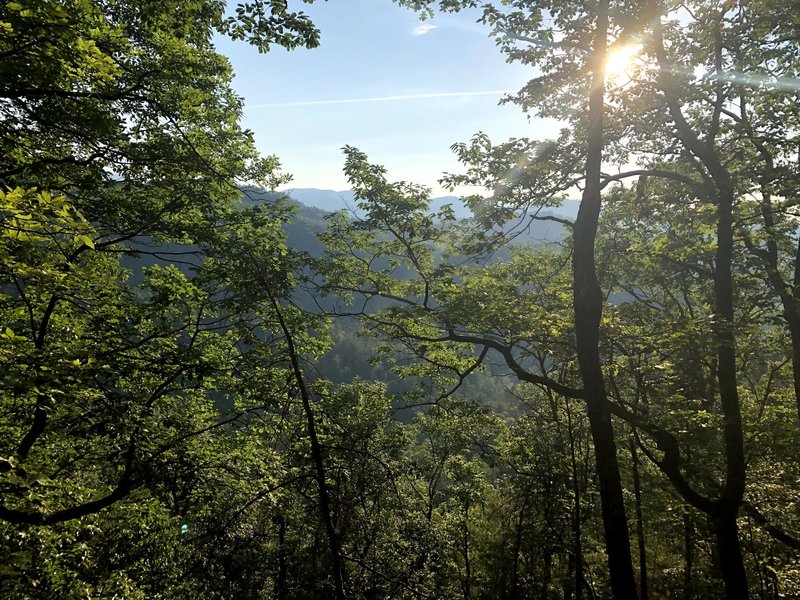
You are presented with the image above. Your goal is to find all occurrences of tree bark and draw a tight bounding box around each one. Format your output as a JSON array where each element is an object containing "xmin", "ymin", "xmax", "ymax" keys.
[
  {"xmin": 268, "ymin": 292, "xmax": 346, "ymax": 600},
  {"xmin": 713, "ymin": 183, "xmax": 749, "ymax": 600},
  {"xmin": 511, "ymin": 487, "xmax": 530, "ymax": 599},
  {"xmin": 683, "ymin": 512, "xmax": 694, "ymax": 600},
  {"xmin": 712, "ymin": 509, "xmax": 749, "ymax": 600},
  {"xmin": 571, "ymin": 0, "xmax": 638, "ymax": 597},
  {"xmin": 542, "ymin": 547, "xmax": 553, "ymax": 600},
  {"xmin": 647, "ymin": 5, "xmax": 749, "ymax": 596},
  {"xmin": 629, "ymin": 434, "xmax": 649, "ymax": 600},
  {"xmin": 566, "ymin": 400, "xmax": 584, "ymax": 600},
  {"xmin": 787, "ymin": 313, "xmax": 800, "ymax": 423},
  {"xmin": 461, "ymin": 498, "xmax": 472, "ymax": 600},
  {"xmin": 277, "ymin": 515, "xmax": 288, "ymax": 600}
]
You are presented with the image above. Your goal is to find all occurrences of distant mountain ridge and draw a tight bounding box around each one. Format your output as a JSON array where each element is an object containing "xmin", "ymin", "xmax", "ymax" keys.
[
  {"xmin": 280, "ymin": 187, "xmax": 471, "ymax": 220},
  {"xmin": 279, "ymin": 187, "xmax": 581, "ymax": 226}
]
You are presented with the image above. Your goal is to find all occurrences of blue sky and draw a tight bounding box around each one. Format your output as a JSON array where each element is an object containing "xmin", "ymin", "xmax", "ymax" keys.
[{"xmin": 215, "ymin": 0, "xmax": 558, "ymax": 195}]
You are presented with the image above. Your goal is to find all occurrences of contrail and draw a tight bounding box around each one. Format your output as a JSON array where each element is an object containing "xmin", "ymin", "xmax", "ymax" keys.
[{"xmin": 247, "ymin": 90, "xmax": 514, "ymax": 109}]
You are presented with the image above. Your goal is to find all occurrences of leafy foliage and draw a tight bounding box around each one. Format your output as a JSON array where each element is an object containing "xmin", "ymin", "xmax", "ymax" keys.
[{"xmin": 3, "ymin": 0, "xmax": 800, "ymax": 598}]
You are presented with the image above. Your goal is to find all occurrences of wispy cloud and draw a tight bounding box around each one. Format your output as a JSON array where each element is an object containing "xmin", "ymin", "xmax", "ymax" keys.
[
  {"xmin": 248, "ymin": 90, "xmax": 513, "ymax": 109},
  {"xmin": 412, "ymin": 23, "xmax": 437, "ymax": 37}
]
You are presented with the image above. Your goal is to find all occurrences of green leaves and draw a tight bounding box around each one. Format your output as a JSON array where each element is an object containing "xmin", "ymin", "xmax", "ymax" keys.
[
  {"xmin": 0, "ymin": 1, "xmax": 333, "ymax": 595},
  {"xmin": 219, "ymin": 1, "xmax": 321, "ymax": 52}
]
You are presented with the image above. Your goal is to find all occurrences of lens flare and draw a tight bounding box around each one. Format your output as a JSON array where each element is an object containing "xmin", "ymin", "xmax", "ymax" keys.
[{"xmin": 606, "ymin": 43, "xmax": 642, "ymax": 84}]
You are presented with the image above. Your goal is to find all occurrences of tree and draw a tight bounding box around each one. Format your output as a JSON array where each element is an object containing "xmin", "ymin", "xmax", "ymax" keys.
[
  {"xmin": 388, "ymin": 0, "xmax": 800, "ymax": 596},
  {"xmin": 316, "ymin": 146, "xmax": 613, "ymax": 593},
  {"xmin": 0, "ymin": 0, "xmax": 323, "ymax": 534},
  {"xmin": 0, "ymin": 2, "xmax": 360, "ymax": 595},
  {"xmin": 393, "ymin": 0, "xmax": 644, "ymax": 593}
]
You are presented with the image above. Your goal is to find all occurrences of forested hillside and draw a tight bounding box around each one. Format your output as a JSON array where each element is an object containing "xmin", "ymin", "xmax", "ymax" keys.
[{"xmin": 1, "ymin": 1, "xmax": 799, "ymax": 599}]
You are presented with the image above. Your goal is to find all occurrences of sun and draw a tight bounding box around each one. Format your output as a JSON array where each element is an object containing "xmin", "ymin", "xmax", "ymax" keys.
[{"xmin": 605, "ymin": 43, "xmax": 642, "ymax": 84}]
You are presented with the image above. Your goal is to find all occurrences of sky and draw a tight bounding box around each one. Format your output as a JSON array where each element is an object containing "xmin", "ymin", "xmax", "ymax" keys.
[{"xmin": 214, "ymin": 0, "xmax": 558, "ymax": 196}]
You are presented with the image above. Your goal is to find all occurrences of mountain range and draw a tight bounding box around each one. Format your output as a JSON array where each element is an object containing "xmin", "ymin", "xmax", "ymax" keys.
[
  {"xmin": 280, "ymin": 187, "xmax": 474, "ymax": 220},
  {"xmin": 279, "ymin": 187, "xmax": 580, "ymax": 242}
]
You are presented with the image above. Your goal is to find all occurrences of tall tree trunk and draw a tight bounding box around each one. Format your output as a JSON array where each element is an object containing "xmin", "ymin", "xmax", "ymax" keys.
[
  {"xmin": 648, "ymin": 6, "xmax": 749, "ymax": 596},
  {"xmin": 511, "ymin": 487, "xmax": 531, "ymax": 599},
  {"xmin": 789, "ymin": 235, "xmax": 800, "ymax": 422},
  {"xmin": 683, "ymin": 512, "xmax": 694, "ymax": 600},
  {"xmin": 566, "ymin": 400, "xmax": 584, "ymax": 600},
  {"xmin": 277, "ymin": 515, "xmax": 288, "ymax": 600},
  {"xmin": 787, "ymin": 314, "xmax": 800, "ymax": 423},
  {"xmin": 712, "ymin": 183, "xmax": 749, "ymax": 600},
  {"xmin": 629, "ymin": 434, "xmax": 649, "ymax": 600},
  {"xmin": 565, "ymin": 550, "xmax": 576, "ymax": 600},
  {"xmin": 752, "ymin": 198, "xmax": 800, "ymax": 422},
  {"xmin": 712, "ymin": 508, "xmax": 748, "ymax": 600},
  {"xmin": 571, "ymin": 0, "xmax": 638, "ymax": 596},
  {"xmin": 737, "ymin": 103, "xmax": 800, "ymax": 424},
  {"xmin": 542, "ymin": 547, "xmax": 553, "ymax": 600},
  {"xmin": 462, "ymin": 498, "xmax": 472, "ymax": 600},
  {"xmin": 268, "ymin": 292, "xmax": 346, "ymax": 600}
]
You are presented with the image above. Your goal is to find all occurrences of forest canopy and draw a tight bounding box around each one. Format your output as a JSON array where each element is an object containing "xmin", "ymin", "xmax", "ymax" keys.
[{"xmin": 1, "ymin": 0, "xmax": 799, "ymax": 599}]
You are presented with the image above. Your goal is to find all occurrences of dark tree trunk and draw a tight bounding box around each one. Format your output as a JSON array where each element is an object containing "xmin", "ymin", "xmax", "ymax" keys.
[
  {"xmin": 462, "ymin": 498, "xmax": 472, "ymax": 600},
  {"xmin": 790, "ymin": 235, "xmax": 800, "ymax": 423},
  {"xmin": 573, "ymin": 515, "xmax": 584, "ymax": 600},
  {"xmin": 511, "ymin": 487, "xmax": 530, "ymax": 599},
  {"xmin": 648, "ymin": 6, "xmax": 749, "ymax": 596},
  {"xmin": 748, "ymin": 158, "xmax": 800, "ymax": 424},
  {"xmin": 762, "ymin": 202, "xmax": 800, "ymax": 423},
  {"xmin": 277, "ymin": 516, "xmax": 288, "ymax": 600},
  {"xmin": 683, "ymin": 513, "xmax": 694, "ymax": 600},
  {"xmin": 566, "ymin": 401, "xmax": 584, "ymax": 600},
  {"xmin": 571, "ymin": 0, "xmax": 638, "ymax": 597},
  {"xmin": 713, "ymin": 182, "xmax": 749, "ymax": 600},
  {"xmin": 565, "ymin": 544, "xmax": 576, "ymax": 600},
  {"xmin": 269, "ymin": 292, "xmax": 346, "ymax": 600},
  {"xmin": 542, "ymin": 548, "xmax": 553, "ymax": 600},
  {"xmin": 712, "ymin": 509, "xmax": 749, "ymax": 600},
  {"xmin": 786, "ymin": 311, "xmax": 800, "ymax": 423},
  {"xmin": 629, "ymin": 434, "xmax": 648, "ymax": 600}
]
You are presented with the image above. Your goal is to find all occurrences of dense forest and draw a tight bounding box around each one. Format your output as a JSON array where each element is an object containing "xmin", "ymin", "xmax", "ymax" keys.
[{"xmin": 1, "ymin": 0, "xmax": 799, "ymax": 598}]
